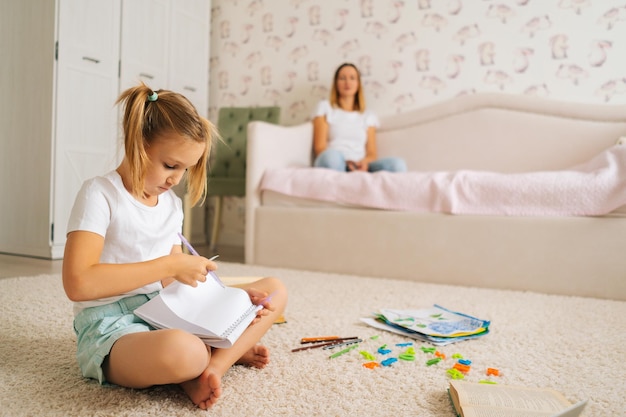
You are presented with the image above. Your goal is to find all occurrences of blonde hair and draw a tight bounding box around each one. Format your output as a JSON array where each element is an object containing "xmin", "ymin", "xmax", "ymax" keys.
[
  {"xmin": 116, "ymin": 82, "xmax": 215, "ymax": 206},
  {"xmin": 329, "ymin": 63, "xmax": 366, "ymax": 112}
]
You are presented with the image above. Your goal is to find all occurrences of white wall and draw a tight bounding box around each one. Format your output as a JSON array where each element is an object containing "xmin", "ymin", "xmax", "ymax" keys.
[{"xmin": 205, "ymin": 0, "xmax": 626, "ymax": 246}]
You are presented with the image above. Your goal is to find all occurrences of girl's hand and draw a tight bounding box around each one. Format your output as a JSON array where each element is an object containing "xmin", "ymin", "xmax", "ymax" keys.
[
  {"xmin": 168, "ymin": 253, "xmax": 216, "ymax": 287},
  {"xmin": 246, "ymin": 287, "xmax": 275, "ymax": 324}
]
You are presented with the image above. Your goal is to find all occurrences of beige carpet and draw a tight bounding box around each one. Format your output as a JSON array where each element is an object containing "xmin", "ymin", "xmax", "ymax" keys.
[{"xmin": 1, "ymin": 262, "xmax": 624, "ymax": 417}]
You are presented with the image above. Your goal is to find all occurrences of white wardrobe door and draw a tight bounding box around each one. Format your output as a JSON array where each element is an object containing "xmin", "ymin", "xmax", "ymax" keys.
[
  {"xmin": 168, "ymin": 0, "xmax": 210, "ymax": 117},
  {"xmin": 119, "ymin": 0, "xmax": 170, "ymax": 92},
  {"xmin": 54, "ymin": 0, "xmax": 121, "ymax": 246}
]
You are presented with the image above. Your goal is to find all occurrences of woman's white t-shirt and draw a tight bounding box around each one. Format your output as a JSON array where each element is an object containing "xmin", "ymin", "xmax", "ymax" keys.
[
  {"xmin": 66, "ymin": 170, "xmax": 183, "ymax": 315},
  {"xmin": 313, "ymin": 100, "xmax": 379, "ymax": 161}
]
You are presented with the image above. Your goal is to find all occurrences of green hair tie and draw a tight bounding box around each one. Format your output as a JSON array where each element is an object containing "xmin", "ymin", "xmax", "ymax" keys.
[{"xmin": 147, "ymin": 91, "xmax": 158, "ymax": 102}]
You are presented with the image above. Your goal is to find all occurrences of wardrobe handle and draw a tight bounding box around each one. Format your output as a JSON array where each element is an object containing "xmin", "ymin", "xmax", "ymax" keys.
[
  {"xmin": 82, "ymin": 56, "xmax": 100, "ymax": 64},
  {"xmin": 183, "ymin": 86, "xmax": 196, "ymax": 92},
  {"xmin": 139, "ymin": 73, "xmax": 154, "ymax": 79}
]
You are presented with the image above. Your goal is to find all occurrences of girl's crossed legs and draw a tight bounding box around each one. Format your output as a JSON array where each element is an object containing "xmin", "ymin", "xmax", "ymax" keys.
[{"xmin": 103, "ymin": 276, "xmax": 287, "ymax": 410}]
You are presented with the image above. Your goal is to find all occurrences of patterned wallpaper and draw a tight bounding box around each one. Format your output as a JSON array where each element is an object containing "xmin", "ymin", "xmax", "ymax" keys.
[
  {"xmin": 203, "ymin": 0, "xmax": 626, "ymax": 246},
  {"xmin": 208, "ymin": 0, "xmax": 626, "ymax": 126}
]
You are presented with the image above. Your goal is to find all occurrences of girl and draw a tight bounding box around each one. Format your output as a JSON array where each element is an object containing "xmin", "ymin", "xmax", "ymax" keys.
[
  {"xmin": 312, "ymin": 62, "xmax": 407, "ymax": 172},
  {"xmin": 62, "ymin": 83, "xmax": 287, "ymax": 410}
]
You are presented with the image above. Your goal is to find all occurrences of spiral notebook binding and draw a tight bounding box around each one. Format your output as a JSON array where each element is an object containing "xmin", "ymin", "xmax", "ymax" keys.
[{"xmin": 221, "ymin": 304, "xmax": 260, "ymax": 338}]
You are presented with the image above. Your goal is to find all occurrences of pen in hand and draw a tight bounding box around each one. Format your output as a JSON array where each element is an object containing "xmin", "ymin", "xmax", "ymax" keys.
[
  {"xmin": 178, "ymin": 232, "xmax": 199, "ymax": 256},
  {"xmin": 177, "ymin": 232, "xmax": 225, "ymax": 288}
]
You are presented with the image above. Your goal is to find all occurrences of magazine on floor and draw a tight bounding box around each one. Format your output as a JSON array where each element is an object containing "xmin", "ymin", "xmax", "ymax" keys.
[{"xmin": 360, "ymin": 304, "xmax": 489, "ymax": 346}]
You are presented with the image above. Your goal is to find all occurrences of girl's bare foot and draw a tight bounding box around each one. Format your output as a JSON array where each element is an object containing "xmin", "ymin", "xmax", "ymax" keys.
[
  {"xmin": 180, "ymin": 369, "xmax": 222, "ymax": 410},
  {"xmin": 235, "ymin": 344, "xmax": 270, "ymax": 368}
]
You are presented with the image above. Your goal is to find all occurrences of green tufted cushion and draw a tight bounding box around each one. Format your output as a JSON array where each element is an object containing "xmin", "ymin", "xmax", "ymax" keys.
[{"xmin": 208, "ymin": 106, "xmax": 280, "ymax": 196}]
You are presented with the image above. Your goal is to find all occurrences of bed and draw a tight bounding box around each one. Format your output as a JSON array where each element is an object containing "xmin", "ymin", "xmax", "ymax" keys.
[{"xmin": 244, "ymin": 93, "xmax": 626, "ymax": 300}]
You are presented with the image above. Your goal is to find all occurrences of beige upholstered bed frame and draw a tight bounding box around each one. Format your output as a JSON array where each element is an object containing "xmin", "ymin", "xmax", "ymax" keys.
[{"xmin": 245, "ymin": 93, "xmax": 626, "ymax": 300}]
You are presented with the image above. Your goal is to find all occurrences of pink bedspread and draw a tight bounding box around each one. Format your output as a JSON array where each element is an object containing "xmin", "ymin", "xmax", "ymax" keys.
[{"xmin": 260, "ymin": 145, "xmax": 626, "ymax": 216}]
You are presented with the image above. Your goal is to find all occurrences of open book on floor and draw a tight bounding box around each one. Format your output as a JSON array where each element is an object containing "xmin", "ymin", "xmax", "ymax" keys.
[
  {"xmin": 448, "ymin": 380, "xmax": 587, "ymax": 417},
  {"xmin": 134, "ymin": 272, "xmax": 262, "ymax": 348}
]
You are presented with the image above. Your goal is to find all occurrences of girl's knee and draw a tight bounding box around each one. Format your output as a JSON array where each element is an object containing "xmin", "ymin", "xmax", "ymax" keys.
[
  {"xmin": 257, "ymin": 276, "xmax": 288, "ymax": 308},
  {"xmin": 260, "ymin": 276, "xmax": 287, "ymax": 295},
  {"xmin": 162, "ymin": 329, "xmax": 208, "ymax": 376}
]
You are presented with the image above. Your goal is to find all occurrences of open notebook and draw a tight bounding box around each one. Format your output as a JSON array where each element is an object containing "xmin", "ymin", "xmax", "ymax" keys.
[{"xmin": 135, "ymin": 272, "xmax": 262, "ymax": 348}]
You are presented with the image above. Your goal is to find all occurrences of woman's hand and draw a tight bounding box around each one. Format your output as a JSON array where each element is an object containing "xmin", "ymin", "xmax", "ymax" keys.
[{"xmin": 347, "ymin": 159, "xmax": 369, "ymax": 171}]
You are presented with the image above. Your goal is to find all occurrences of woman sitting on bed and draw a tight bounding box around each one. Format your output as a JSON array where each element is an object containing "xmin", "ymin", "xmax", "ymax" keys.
[{"xmin": 312, "ymin": 62, "xmax": 407, "ymax": 173}]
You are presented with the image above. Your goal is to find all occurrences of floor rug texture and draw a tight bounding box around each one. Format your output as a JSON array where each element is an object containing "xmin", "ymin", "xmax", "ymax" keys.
[{"xmin": 1, "ymin": 262, "xmax": 624, "ymax": 416}]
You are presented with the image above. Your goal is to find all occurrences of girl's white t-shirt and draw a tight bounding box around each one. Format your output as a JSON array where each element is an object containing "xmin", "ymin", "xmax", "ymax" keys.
[
  {"xmin": 66, "ymin": 170, "xmax": 184, "ymax": 315},
  {"xmin": 313, "ymin": 100, "xmax": 379, "ymax": 161}
]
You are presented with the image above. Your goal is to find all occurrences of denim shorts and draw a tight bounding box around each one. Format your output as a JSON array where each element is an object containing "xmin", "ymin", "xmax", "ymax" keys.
[{"xmin": 73, "ymin": 292, "xmax": 159, "ymax": 384}]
